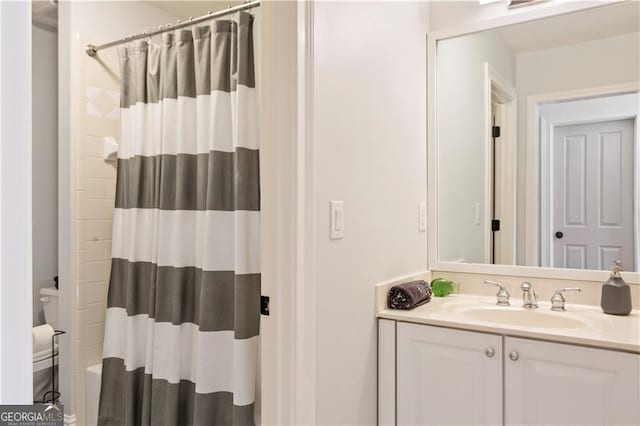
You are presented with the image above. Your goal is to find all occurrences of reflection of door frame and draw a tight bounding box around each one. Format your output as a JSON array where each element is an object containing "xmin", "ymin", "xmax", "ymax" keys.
[
  {"xmin": 526, "ymin": 83, "xmax": 640, "ymax": 271},
  {"xmin": 484, "ymin": 63, "xmax": 517, "ymax": 265},
  {"xmin": 542, "ymin": 100, "xmax": 638, "ymax": 270}
]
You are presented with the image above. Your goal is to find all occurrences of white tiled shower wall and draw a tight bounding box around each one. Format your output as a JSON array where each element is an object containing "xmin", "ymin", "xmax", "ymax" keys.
[
  {"xmin": 71, "ymin": 45, "xmax": 120, "ymax": 424},
  {"xmin": 65, "ymin": 3, "xmax": 179, "ymax": 422}
]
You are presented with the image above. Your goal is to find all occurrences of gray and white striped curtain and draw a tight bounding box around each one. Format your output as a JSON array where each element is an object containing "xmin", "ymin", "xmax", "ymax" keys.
[{"xmin": 98, "ymin": 12, "xmax": 260, "ymax": 426}]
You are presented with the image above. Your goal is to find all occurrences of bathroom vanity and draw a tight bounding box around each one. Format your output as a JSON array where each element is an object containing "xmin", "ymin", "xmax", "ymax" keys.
[
  {"xmin": 397, "ymin": 1, "xmax": 640, "ymax": 422},
  {"xmin": 377, "ymin": 295, "xmax": 640, "ymax": 426},
  {"xmin": 376, "ymin": 1, "xmax": 640, "ymax": 424}
]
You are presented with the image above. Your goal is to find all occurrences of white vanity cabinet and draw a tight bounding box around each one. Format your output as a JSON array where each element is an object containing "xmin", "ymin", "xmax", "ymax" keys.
[
  {"xmin": 378, "ymin": 320, "xmax": 640, "ymax": 426},
  {"xmin": 396, "ymin": 322, "xmax": 502, "ymax": 426},
  {"xmin": 505, "ymin": 337, "xmax": 640, "ymax": 426}
]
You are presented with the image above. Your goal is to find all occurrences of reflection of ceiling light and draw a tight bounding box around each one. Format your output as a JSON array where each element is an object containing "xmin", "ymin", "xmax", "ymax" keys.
[
  {"xmin": 508, "ymin": 0, "xmax": 543, "ymax": 7},
  {"xmin": 478, "ymin": 0, "xmax": 543, "ymax": 7}
]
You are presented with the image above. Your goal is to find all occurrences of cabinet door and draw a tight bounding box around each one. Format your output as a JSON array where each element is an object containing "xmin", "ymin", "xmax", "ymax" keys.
[
  {"xmin": 378, "ymin": 319, "xmax": 396, "ymax": 426},
  {"xmin": 397, "ymin": 323, "xmax": 502, "ymax": 426},
  {"xmin": 505, "ymin": 337, "xmax": 640, "ymax": 425}
]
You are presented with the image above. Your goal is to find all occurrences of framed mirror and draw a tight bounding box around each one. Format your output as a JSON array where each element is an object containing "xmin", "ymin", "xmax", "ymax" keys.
[{"xmin": 428, "ymin": 1, "xmax": 640, "ymax": 282}]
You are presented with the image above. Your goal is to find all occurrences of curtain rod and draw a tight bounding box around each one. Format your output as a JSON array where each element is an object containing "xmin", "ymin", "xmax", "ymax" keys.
[{"xmin": 85, "ymin": 0, "xmax": 260, "ymax": 57}]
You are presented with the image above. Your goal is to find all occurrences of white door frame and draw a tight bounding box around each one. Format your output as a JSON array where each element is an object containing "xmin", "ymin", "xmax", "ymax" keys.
[
  {"xmin": 525, "ymin": 83, "xmax": 639, "ymax": 271},
  {"xmin": 0, "ymin": 0, "xmax": 33, "ymax": 403},
  {"xmin": 483, "ymin": 63, "xmax": 517, "ymax": 265},
  {"xmin": 259, "ymin": 1, "xmax": 317, "ymax": 424},
  {"xmin": 293, "ymin": 0, "xmax": 317, "ymax": 423}
]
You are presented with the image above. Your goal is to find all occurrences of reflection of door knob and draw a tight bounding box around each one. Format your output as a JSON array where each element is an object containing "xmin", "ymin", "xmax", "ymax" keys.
[{"xmin": 555, "ymin": 231, "xmax": 564, "ymax": 239}]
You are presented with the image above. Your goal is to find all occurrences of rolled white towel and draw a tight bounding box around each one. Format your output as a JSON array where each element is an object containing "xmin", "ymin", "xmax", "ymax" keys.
[{"xmin": 32, "ymin": 324, "xmax": 55, "ymax": 355}]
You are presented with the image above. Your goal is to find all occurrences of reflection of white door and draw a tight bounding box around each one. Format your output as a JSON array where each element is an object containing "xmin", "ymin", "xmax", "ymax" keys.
[{"xmin": 553, "ymin": 119, "xmax": 635, "ymax": 270}]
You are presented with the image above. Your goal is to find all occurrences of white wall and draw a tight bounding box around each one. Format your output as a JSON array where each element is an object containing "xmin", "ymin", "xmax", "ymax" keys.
[
  {"xmin": 515, "ymin": 32, "xmax": 640, "ymax": 264},
  {"xmin": 516, "ymin": 32, "xmax": 640, "ymax": 95},
  {"xmin": 0, "ymin": 0, "xmax": 33, "ymax": 403},
  {"xmin": 312, "ymin": 2, "xmax": 429, "ymax": 424},
  {"xmin": 32, "ymin": 25, "xmax": 58, "ymax": 326},
  {"xmin": 437, "ymin": 31, "xmax": 515, "ymax": 263}
]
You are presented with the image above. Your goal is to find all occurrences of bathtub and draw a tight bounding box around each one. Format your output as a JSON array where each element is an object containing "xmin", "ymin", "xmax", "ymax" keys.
[
  {"xmin": 86, "ymin": 363, "xmax": 102, "ymax": 426},
  {"xmin": 85, "ymin": 361, "xmax": 261, "ymax": 425}
]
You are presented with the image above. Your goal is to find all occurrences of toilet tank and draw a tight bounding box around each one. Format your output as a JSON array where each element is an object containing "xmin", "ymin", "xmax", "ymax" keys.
[{"xmin": 40, "ymin": 287, "xmax": 59, "ymax": 330}]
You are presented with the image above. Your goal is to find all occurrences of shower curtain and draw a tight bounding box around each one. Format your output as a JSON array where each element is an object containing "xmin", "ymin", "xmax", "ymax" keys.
[{"xmin": 98, "ymin": 12, "xmax": 260, "ymax": 426}]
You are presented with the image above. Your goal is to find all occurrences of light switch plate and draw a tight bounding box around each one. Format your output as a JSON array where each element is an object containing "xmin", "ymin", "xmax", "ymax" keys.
[
  {"xmin": 418, "ymin": 202, "xmax": 427, "ymax": 232},
  {"xmin": 330, "ymin": 200, "xmax": 344, "ymax": 240}
]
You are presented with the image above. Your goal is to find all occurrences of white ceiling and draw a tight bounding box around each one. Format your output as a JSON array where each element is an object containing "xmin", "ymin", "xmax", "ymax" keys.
[
  {"xmin": 31, "ymin": 1, "xmax": 247, "ymax": 34},
  {"xmin": 145, "ymin": 1, "xmax": 244, "ymax": 20},
  {"xmin": 495, "ymin": 1, "xmax": 639, "ymax": 53}
]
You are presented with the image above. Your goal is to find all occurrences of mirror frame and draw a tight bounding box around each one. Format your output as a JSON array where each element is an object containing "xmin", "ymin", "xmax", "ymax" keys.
[{"xmin": 427, "ymin": 0, "xmax": 640, "ymax": 284}]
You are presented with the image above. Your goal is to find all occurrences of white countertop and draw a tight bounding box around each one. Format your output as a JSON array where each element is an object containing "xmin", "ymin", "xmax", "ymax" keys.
[{"xmin": 378, "ymin": 294, "xmax": 640, "ymax": 353}]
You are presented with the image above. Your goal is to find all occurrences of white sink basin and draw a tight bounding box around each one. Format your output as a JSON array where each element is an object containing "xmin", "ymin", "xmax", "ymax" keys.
[
  {"xmin": 456, "ymin": 306, "xmax": 589, "ymax": 329},
  {"xmin": 379, "ymin": 294, "xmax": 640, "ymax": 352}
]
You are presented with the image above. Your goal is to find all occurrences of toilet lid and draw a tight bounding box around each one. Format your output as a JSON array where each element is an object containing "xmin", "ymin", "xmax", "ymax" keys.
[{"xmin": 33, "ymin": 344, "xmax": 58, "ymax": 363}]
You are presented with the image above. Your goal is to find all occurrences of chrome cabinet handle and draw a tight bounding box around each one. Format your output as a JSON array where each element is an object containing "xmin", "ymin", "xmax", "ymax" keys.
[
  {"xmin": 485, "ymin": 347, "xmax": 495, "ymax": 358},
  {"xmin": 509, "ymin": 351, "xmax": 519, "ymax": 361}
]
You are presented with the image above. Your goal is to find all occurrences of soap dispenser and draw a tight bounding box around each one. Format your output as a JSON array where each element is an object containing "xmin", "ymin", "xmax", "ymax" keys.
[{"xmin": 601, "ymin": 260, "xmax": 632, "ymax": 316}]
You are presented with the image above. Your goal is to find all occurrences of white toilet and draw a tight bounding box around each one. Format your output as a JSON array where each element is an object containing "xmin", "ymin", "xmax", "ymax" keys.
[
  {"xmin": 33, "ymin": 286, "xmax": 59, "ymax": 403},
  {"xmin": 40, "ymin": 286, "xmax": 59, "ymax": 329}
]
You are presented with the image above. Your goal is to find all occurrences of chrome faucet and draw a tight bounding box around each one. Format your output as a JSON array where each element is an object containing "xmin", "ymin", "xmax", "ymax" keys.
[
  {"xmin": 484, "ymin": 280, "xmax": 510, "ymax": 306},
  {"xmin": 521, "ymin": 281, "xmax": 538, "ymax": 309},
  {"xmin": 550, "ymin": 288, "xmax": 581, "ymax": 311}
]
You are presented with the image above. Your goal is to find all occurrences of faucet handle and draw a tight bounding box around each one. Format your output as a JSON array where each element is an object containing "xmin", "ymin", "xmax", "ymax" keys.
[
  {"xmin": 484, "ymin": 280, "xmax": 510, "ymax": 306},
  {"xmin": 521, "ymin": 281, "xmax": 538, "ymax": 309},
  {"xmin": 550, "ymin": 287, "xmax": 581, "ymax": 311}
]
